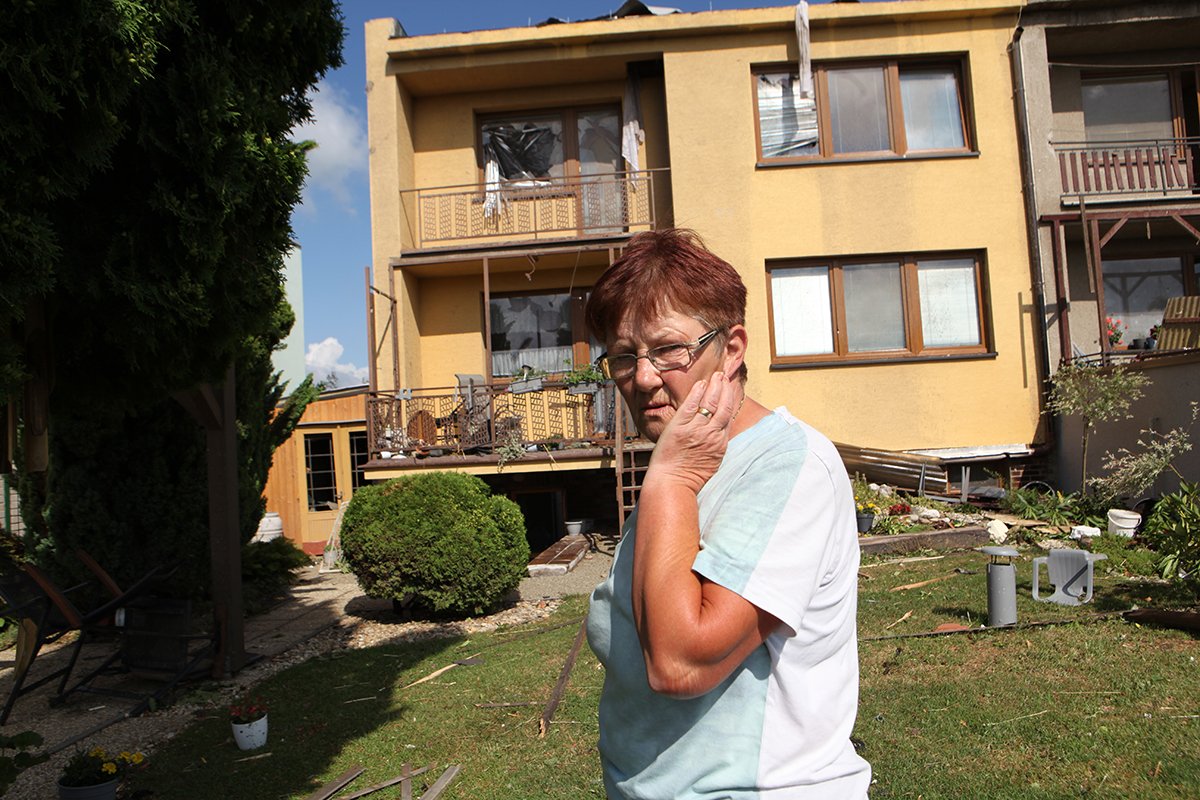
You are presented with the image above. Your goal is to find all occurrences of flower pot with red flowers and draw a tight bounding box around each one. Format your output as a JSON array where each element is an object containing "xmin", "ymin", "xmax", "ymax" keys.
[
  {"xmin": 58, "ymin": 747, "xmax": 145, "ymax": 800},
  {"xmin": 1105, "ymin": 316, "xmax": 1126, "ymax": 348},
  {"xmin": 230, "ymin": 698, "xmax": 269, "ymax": 751}
]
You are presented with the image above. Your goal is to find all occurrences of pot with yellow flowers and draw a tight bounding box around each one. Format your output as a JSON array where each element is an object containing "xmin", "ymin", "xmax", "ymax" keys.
[
  {"xmin": 851, "ymin": 473, "xmax": 880, "ymax": 533},
  {"xmin": 57, "ymin": 747, "xmax": 144, "ymax": 800},
  {"xmin": 229, "ymin": 697, "xmax": 269, "ymax": 751}
]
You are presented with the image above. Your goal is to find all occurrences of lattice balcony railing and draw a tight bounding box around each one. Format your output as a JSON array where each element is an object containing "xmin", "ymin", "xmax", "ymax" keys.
[
  {"xmin": 366, "ymin": 381, "xmax": 619, "ymax": 462},
  {"xmin": 400, "ymin": 170, "xmax": 662, "ymax": 249}
]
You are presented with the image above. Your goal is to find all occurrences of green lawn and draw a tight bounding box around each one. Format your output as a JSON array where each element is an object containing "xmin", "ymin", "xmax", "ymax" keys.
[{"xmin": 134, "ymin": 549, "xmax": 1199, "ymax": 799}]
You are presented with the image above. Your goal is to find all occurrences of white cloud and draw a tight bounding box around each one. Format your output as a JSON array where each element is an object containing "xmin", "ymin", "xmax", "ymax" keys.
[
  {"xmin": 306, "ymin": 337, "xmax": 369, "ymax": 389},
  {"xmin": 293, "ymin": 81, "xmax": 368, "ymax": 214}
]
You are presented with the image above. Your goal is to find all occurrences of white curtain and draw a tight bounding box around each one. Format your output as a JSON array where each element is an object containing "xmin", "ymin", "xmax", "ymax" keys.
[
  {"xmin": 918, "ymin": 259, "xmax": 981, "ymax": 347},
  {"xmin": 771, "ymin": 267, "xmax": 834, "ymax": 355}
]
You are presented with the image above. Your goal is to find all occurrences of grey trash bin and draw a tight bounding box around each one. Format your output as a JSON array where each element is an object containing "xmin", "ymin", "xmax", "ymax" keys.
[{"xmin": 981, "ymin": 546, "xmax": 1020, "ymax": 627}]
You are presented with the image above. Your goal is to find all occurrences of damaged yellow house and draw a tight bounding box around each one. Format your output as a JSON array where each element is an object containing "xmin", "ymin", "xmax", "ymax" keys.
[{"xmin": 360, "ymin": 0, "xmax": 1043, "ymax": 545}]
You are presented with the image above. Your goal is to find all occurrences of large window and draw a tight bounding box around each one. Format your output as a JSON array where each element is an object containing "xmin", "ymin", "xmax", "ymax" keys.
[
  {"xmin": 755, "ymin": 59, "xmax": 971, "ymax": 162},
  {"xmin": 481, "ymin": 106, "xmax": 620, "ymax": 183},
  {"xmin": 489, "ymin": 290, "xmax": 601, "ymax": 378},
  {"xmin": 1101, "ymin": 255, "xmax": 1197, "ymax": 342},
  {"xmin": 349, "ymin": 431, "xmax": 370, "ymax": 493},
  {"xmin": 1082, "ymin": 75, "xmax": 1175, "ymax": 144},
  {"xmin": 768, "ymin": 252, "xmax": 989, "ymax": 365},
  {"xmin": 303, "ymin": 433, "xmax": 337, "ymax": 512},
  {"xmin": 480, "ymin": 106, "xmax": 623, "ymax": 229}
]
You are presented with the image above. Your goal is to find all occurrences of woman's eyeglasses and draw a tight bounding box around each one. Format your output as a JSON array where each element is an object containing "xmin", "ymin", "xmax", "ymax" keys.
[{"xmin": 597, "ymin": 328, "xmax": 723, "ymax": 380}]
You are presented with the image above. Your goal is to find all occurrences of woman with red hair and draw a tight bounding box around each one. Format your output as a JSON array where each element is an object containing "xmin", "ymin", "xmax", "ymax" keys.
[{"xmin": 585, "ymin": 229, "xmax": 870, "ymax": 799}]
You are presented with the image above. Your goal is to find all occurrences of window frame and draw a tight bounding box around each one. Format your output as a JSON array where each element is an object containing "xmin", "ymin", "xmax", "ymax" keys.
[
  {"xmin": 766, "ymin": 250, "xmax": 993, "ymax": 368},
  {"xmin": 484, "ymin": 287, "xmax": 595, "ymax": 381},
  {"xmin": 752, "ymin": 56, "xmax": 976, "ymax": 165},
  {"xmin": 303, "ymin": 432, "xmax": 338, "ymax": 512},
  {"xmin": 476, "ymin": 103, "xmax": 623, "ymax": 188},
  {"xmin": 1079, "ymin": 69, "xmax": 1188, "ymax": 143}
]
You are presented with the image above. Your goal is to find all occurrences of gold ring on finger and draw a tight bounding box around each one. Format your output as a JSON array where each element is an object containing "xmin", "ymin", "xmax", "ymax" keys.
[{"xmin": 697, "ymin": 407, "xmax": 713, "ymax": 418}]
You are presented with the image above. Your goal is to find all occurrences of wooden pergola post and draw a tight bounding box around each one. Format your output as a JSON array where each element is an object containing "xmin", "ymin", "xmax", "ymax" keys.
[{"xmin": 176, "ymin": 364, "xmax": 246, "ymax": 677}]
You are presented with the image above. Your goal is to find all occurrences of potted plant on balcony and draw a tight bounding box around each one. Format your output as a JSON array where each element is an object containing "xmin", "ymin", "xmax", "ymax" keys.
[
  {"xmin": 509, "ymin": 365, "xmax": 546, "ymax": 394},
  {"xmin": 1106, "ymin": 316, "xmax": 1126, "ymax": 349},
  {"xmin": 562, "ymin": 359, "xmax": 605, "ymax": 395}
]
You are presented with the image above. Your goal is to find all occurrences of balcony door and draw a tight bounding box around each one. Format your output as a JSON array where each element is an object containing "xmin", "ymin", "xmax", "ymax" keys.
[
  {"xmin": 480, "ymin": 105, "xmax": 622, "ymax": 234},
  {"xmin": 1082, "ymin": 75, "xmax": 1175, "ymax": 144},
  {"xmin": 488, "ymin": 289, "xmax": 601, "ymax": 379}
]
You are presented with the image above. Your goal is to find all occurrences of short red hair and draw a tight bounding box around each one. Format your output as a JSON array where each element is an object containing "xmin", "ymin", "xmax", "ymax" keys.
[{"xmin": 586, "ymin": 229, "xmax": 748, "ymax": 380}]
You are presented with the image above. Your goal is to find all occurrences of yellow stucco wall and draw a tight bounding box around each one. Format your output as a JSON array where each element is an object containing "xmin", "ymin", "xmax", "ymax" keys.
[{"xmin": 366, "ymin": 0, "xmax": 1040, "ymax": 452}]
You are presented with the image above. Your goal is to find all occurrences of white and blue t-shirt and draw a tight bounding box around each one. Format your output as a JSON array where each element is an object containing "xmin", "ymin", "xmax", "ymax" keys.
[{"xmin": 587, "ymin": 408, "xmax": 871, "ymax": 799}]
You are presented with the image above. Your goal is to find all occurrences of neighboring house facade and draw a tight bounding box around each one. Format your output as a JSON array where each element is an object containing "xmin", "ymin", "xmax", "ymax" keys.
[
  {"xmin": 1012, "ymin": 0, "xmax": 1200, "ymax": 491},
  {"xmin": 274, "ymin": 246, "xmax": 309, "ymax": 394},
  {"xmin": 362, "ymin": 0, "xmax": 1044, "ymax": 539}
]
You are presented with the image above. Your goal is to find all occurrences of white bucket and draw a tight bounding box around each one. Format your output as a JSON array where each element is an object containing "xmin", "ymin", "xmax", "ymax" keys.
[
  {"xmin": 253, "ymin": 512, "xmax": 284, "ymax": 542},
  {"xmin": 1106, "ymin": 508, "xmax": 1141, "ymax": 538}
]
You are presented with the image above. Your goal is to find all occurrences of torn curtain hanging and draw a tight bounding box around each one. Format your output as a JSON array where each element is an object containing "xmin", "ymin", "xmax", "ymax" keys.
[{"xmin": 758, "ymin": 1, "xmax": 818, "ymax": 159}]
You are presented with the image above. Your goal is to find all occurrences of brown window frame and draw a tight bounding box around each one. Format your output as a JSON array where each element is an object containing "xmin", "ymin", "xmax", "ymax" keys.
[
  {"xmin": 1078, "ymin": 69, "xmax": 1192, "ymax": 141},
  {"xmin": 485, "ymin": 287, "xmax": 595, "ymax": 381},
  {"xmin": 476, "ymin": 103, "xmax": 622, "ymax": 189},
  {"xmin": 752, "ymin": 56, "xmax": 975, "ymax": 165},
  {"xmin": 766, "ymin": 251, "xmax": 992, "ymax": 367}
]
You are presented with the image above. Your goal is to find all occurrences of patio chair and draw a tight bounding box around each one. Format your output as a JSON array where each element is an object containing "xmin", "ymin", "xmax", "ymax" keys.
[
  {"xmin": 48, "ymin": 555, "xmax": 212, "ymax": 714},
  {"xmin": 0, "ymin": 565, "xmax": 80, "ymax": 724},
  {"xmin": 452, "ymin": 374, "xmax": 493, "ymax": 450},
  {"xmin": 1032, "ymin": 549, "xmax": 1108, "ymax": 606}
]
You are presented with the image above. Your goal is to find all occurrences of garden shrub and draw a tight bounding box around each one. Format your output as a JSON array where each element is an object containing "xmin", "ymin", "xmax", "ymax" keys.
[
  {"xmin": 242, "ymin": 536, "xmax": 312, "ymax": 613},
  {"xmin": 1143, "ymin": 481, "xmax": 1200, "ymax": 588},
  {"xmin": 340, "ymin": 472, "xmax": 530, "ymax": 617}
]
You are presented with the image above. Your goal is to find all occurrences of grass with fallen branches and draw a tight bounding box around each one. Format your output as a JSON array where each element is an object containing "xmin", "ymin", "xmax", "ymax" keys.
[{"xmin": 134, "ymin": 549, "xmax": 1199, "ymax": 799}]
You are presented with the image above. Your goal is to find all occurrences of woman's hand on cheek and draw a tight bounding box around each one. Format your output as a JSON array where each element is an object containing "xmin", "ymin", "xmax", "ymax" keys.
[{"xmin": 645, "ymin": 372, "xmax": 740, "ymax": 495}]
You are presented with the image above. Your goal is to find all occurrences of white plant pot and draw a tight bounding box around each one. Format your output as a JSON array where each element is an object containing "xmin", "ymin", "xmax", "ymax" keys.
[
  {"xmin": 565, "ymin": 520, "xmax": 585, "ymax": 536},
  {"xmin": 1107, "ymin": 508, "xmax": 1141, "ymax": 538},
  {"xmin": 253, "ymin": 512, "xmax": 283, "ymax": 543},
  {"xmin": 232, "ymin": 714, "xmax": 269, "ymax": 750}
]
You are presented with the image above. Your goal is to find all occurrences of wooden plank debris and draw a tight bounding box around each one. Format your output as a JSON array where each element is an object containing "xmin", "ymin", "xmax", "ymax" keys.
[
  {"xmin": 885, "ymin": 610, "xmax": 913, "ymax": 630},
  {"xmin": 418, "ymin": 764, "xmax": 462, "ymax": 800},
  {"xmin": 1124, "ymin": 608, "xmax": 1200, "ymax": 634},
  {"xmin": 889, "ymin": 574, "xmax": 956, "ymax": 592},
  {"xmin": 539, "ymin": 620, "xmax": 587, "ymax": 738},
  {"xmin": 305, "ymin": 764, "xmax": 365, "ymax": 800},
  {"xmin": 401, "ymin": 654, "xmax": 481, "ymax": 690},
  {"xmin": 340, "ymin": 765, "xmax": 431, "ymax": 800}
]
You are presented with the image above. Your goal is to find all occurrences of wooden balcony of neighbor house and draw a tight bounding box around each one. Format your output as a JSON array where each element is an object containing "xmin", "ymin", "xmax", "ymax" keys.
[
  {"xmin": 1056, "ymin": 137, "xmax": 1200, "ymax": 204},
  {"xmin": 366, "ymin": 380, "xmax": 622, "ymax": 467},
  {"xmin": 400, "ymin": 169, "xmax": 663, "ymax": 251}
]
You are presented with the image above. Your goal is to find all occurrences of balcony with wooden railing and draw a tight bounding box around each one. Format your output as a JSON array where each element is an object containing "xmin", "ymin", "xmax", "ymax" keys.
[
  {"xmin": 1056, "ymin": 137, "xmax": 1199, "ymax": 203},
  {"xmin": 366, "ymin": 381, "xmax": 621, "ymax": 465},
  {"xmin": 400, "ymin": 169, "xmax": 662, "ymax": 251}
]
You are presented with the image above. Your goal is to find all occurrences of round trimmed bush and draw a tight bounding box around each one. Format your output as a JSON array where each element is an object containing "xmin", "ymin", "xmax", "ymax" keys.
[{"xmin": 340, "ymin": 472, "xmax": 530, "ymax": 617}]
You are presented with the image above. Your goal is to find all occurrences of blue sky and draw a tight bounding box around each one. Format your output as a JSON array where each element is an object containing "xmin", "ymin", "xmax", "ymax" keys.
[{"xmin": 291, "ymin": 0, "xmax": 863, "ymax": 386}]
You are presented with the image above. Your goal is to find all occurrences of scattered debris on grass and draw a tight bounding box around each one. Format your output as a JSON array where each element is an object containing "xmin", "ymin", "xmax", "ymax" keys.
[
  {"xmin": 400, "ymin": 654, "xmax": 482, "ymax": 690},
  {"xmin": 340, "ymin": 765, "xmax": 431, "ymax": 800},
  {"xmin": 889, "ymin": 574, "xmax": 958, "ymax": 592},
  {"xmin": 305, "ymin": 763, "xmax": 364, "ymax": 800},
  {"xmin": 539, "ymin": 621, "xmax": 587, "ymax": 738},
  {"xmin": 885, "ymin": 611, "xmax": 913, "ymax": 630}
]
